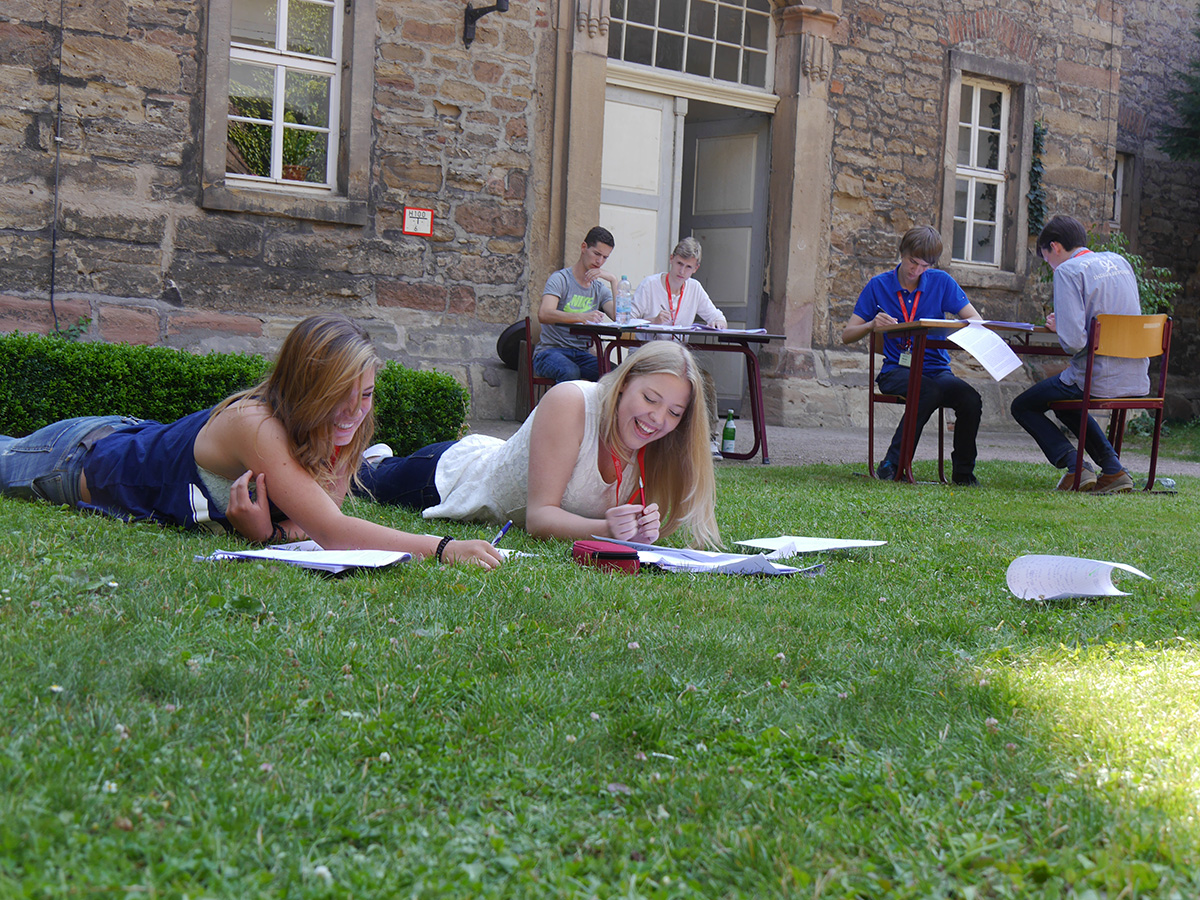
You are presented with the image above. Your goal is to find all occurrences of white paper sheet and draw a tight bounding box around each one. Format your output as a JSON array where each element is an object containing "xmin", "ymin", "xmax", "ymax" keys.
[
  {"xmin": 1005, "ymin": 554, "xmax": 1151, "ymax": 600},
  {"xmin": 197, "ymin": 540, "xmax": 411, "ymax": 574},
  {"xmin": 946, "ymin": 321, "xmax": 1022, "ymax": 381},
  {"xmin": 735, "ymin": 536, "xmax": 888, "ymax": 557},
  {"xmin": 594, "ymin": 538, "xmax": 822, "ymax": 576}
]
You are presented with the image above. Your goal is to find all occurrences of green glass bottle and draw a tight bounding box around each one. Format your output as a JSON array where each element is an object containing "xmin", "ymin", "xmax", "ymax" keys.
[{"xmin": 721, "ymin": 409, "xmax": 736, "ymax": 454}]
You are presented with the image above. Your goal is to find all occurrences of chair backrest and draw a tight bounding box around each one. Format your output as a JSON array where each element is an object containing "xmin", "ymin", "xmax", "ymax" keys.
[{"xmin": 1094, "ymin": 313, "xmax": 1169, "ymax": 359}]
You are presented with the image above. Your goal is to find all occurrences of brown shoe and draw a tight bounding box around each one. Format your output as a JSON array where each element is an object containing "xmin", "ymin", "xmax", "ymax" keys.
[
  {"xmin": 1056, "ymin": 469, "xmax": 1097, "ymax": 492},
  {"xmin": 1094, "ymin": 470, "xmax": 1134, "ymax": 494}
]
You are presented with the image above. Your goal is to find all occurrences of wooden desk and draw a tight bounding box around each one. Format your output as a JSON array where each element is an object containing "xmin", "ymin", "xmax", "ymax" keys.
[
  {"xmin": 569, "ymin": 323, "xmax": 783, "ymax": 464},
  {"xmin": 875, "ymin": 319, "xmax": 1065, "ymax": 483}
]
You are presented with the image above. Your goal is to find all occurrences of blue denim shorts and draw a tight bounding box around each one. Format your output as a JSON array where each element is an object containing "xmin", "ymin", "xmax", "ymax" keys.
[
  {"xmin": 353, "ymin": 440, "xmax": 455, "ymax": 510},
  {"xmin": 0, "ymin": 416, "xmax": 140, "ymax": 507}
]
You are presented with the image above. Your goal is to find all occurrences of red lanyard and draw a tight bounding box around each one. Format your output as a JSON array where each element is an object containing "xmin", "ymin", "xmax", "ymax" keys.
[
  {"xmin": 610, "ymin": 446, "xmax": 646, "ymax": 505},
  {"xmin": 896, "ymin": 289, "xmax": 921, "ymax": 323},
  {"xmin": 664, "ymin": 275, "xmax": 683, "ymax": 325}
]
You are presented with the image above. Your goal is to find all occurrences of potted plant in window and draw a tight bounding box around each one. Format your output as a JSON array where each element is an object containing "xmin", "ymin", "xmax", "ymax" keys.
[{"xmin": 281, "ymin": 116, "xmax": 317, "ymax": 182}]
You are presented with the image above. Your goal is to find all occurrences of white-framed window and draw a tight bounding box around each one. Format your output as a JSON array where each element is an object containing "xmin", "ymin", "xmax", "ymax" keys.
[
  {"xmin": 201, "ymin": 0, "xmax": 374, "ymax": 224},
  {"xmin": 607, "ymin": 0, "xmax": 773, "ymax": 90},
  {"xmin": 225, "ymin": 0, "xmax": 340, "ymax": 190},
  {"xmin": 1111, "ymin": 151, "xmax": 1132, "ymax": 231},
  {"xmin": 952, "ymin": 79, "xmax": 1009, "ymax": 266}
]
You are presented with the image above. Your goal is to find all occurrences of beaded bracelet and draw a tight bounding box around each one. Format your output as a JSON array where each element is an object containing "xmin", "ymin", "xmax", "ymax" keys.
[
  {"xmin": 261, "ymin": 522, "xmax": 287, "ymax": 546},
  {"xmin": 435, "ymin": 535, "xmax": 454, "ymax": 564}
]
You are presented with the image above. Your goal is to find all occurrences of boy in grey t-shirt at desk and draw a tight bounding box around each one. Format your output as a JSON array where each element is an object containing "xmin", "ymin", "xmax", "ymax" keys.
[{"xmin": 534, "ymin": 225, "xmax": 618, "ymax": 383}]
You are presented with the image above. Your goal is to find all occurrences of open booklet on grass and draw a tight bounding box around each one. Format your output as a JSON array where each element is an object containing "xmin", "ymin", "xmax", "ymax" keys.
[
  {"xmin": 196, "ymin": 540, "xmax": 411, "ymax": 575},
  {"xmin": 735, "ymin": 536, "xmax": 887, "ymax": 557},
  {"xmin": 593, "ymin": 538, "xmax": 823, "ymax": 577}
]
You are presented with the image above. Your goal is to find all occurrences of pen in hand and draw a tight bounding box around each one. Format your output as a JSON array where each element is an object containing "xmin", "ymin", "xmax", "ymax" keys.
[{"xmin": 490, "ymin": 520, "xmax": 513, "ymax": 547}]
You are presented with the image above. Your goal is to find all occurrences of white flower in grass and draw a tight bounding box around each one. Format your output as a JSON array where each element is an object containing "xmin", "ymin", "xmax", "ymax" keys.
[
  {"xmin": 102, "ymin": 781, "xmax": 118, "ymax": 794},
  {"xmin": 379, "ymin": 751, "xmax": 391, "ymax": 764},
  {"xmin": 627, "ymin": 641, "xmax": 640, "ymax": 650},
  {"xmin": 49, "ymin": 684, "xmax": 64, "ymax": 694},
  {"xmin": 590, "ymin": 712, "xmax": 600, "ymax": 721},
  {"xmin": 259, "ymin": 763, "xmax": 274, "ymax": 773},
  {"xmin": 115, "ymin": 723, "xmax": 130, "ymax": 740},
  {"xmin": 311, "ymin": 865, "xmax": 333, "ymax": 885},
  {"xmin": 984, "ymin": 717, "xmax": 999, "ymax": 734},
  {"xmin": 565, "ymin": 734, "xmax": 577, "ymax": 744},
  {"xmin": 774, "ymin": 652, "xmax": 785, "ymax": 661}
]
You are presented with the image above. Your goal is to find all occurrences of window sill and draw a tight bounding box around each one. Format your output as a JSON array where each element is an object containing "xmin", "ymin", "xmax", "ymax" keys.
[
  {"xmin": 202, "ymin": 184, "xmax": 367, "ymax": 226},
  {"xmin": 946, "ymin": 264, "xmax": 1028, "ymax": 293}
]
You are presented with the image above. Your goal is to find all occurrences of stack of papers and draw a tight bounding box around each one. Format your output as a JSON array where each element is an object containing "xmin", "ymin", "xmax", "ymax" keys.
[
  {"xmin": 735, "ymin": 536, "xmax": 887, "ymax": 557},
  {"xmin": 595, "ymin": 538, "xmax": 823, "ymax": 576},
  {"xmin": 197, "ymin": 540, "xmax": 411, "ymax": 574}
]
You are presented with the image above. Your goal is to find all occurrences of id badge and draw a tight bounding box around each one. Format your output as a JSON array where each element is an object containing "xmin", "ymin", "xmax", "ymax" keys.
[{"xmin": 897, "ymin": 350, "xmax": 912, "ymax": 368}]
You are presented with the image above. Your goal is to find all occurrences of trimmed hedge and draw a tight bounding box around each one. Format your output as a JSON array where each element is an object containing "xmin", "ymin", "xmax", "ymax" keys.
[{"xmin": 0, "ymin": 332, "xmax": 469, "ymax": 455}]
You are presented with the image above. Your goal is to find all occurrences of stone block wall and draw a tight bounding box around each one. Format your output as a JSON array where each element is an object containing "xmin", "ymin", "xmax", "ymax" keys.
[{"xmin": 0, "ymin": 1, "xmax": 542, "ymax": 420}]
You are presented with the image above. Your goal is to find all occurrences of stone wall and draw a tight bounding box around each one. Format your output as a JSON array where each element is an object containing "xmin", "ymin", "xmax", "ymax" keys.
[
  {"xmin": 1120, "ymin": 0, "xmax": 1200, "ymax": 415},
  {"xmin": 0, "ymin": 1, "xmax": 542, "ymax": 420}
]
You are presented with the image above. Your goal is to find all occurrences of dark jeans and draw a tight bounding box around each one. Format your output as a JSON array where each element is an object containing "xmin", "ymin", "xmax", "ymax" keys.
[
  {"xmin": 1010, "ymin": 375, "xmax": 1122, "ymax": 474},
  {"xmin": 353, "ymin": 440, "xmax": 455, "ymax": 509},
  {"xmin": 0, "ymin": 415, "xmax": 139, "ymax": 506},
  {"xmin": 532, "ymin": 346, "xmax": 599, "ymax": 383},
  {"xmin": 877, "ymin": 368, "xmax": 982, "ymax": 480}
]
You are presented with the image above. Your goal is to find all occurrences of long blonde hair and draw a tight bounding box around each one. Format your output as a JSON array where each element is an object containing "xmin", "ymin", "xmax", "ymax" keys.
[
  {"xmin": 597, "ymin": 342, "xmax": 720, "ymax": 548},
  {"xmin": 212, "ymin": 314, "xmax": 380, "ymax": 490}
]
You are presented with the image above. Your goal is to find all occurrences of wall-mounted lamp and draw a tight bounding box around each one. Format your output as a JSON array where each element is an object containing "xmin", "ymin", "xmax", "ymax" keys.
[{"xmin": 463, "ymin": 0, "xmax": 509, "ymax": 48}]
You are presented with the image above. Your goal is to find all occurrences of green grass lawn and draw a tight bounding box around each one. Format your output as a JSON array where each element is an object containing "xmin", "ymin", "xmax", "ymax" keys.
[
  {"xmin": 1123, "ymin": 417, "xmax": 1200, "ymax": 463},
  {"xmin": 2, "ymin": 461, "xmax": 1199, "ymax": 898}
]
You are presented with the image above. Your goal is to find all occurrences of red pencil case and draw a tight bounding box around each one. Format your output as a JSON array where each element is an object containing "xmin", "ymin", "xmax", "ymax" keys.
[{"xmin": 571, "ymin": 540, "xmax": 640, "ymax": 574}]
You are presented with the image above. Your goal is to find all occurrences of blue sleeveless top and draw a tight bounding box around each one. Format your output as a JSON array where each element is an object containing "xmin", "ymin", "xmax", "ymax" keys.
[{"xmin": 81, "ymin": 408, "xmax": 230, "ymax": 533}]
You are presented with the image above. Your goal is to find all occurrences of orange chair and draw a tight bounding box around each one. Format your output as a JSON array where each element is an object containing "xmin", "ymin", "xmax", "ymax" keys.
[
  {"xmin": 867, "ymin": 330, "xmax": 945, "ymax": 483},
  {"xmin": 1048, "ymin": 314, "xmax": 1172, "ymax": 491}
]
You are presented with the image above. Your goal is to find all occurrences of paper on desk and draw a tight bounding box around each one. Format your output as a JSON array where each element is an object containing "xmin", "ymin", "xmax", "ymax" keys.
[
  {"xmin": 594, "ymin": 537, "xmax": 822, "ymax": 576},
  {"xmin": 197, "ymin": 540, "xmax": 411, "ymax": 574},
  {"xmin": 1005, "ymin": 554, "xmax": 1150, "ymax": 600},
  {"xmin": 946, "ymin": 321, "xmax": 1022, "ymax": 381},
  {"xmin": 735, "ymin": 536, "xmax": 888, "ymax": 557}
]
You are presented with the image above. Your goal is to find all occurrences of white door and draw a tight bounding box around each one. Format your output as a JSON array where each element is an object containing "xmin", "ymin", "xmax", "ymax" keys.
[
  {"xmin": 599, "ymin": 86, "xmax": 685, "ymax": 286},
  {"xmin": 681, "ymin": 112, "xmax": 771, "ymax": 413}
]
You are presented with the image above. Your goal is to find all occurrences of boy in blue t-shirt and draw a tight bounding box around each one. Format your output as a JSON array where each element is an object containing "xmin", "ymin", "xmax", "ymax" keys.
[
  {"xmin": 534, "ymin": 225, "xmax": 618, "ymax": 383},
  {"xmin": 841, "ymin": 225, "xmax": 983, "ymax": 485}
]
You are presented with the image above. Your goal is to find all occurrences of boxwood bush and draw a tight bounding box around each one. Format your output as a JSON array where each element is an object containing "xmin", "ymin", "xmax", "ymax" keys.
[{"xmin": 0, "ymin": 332, "xmax": 469, "ymax": 455}]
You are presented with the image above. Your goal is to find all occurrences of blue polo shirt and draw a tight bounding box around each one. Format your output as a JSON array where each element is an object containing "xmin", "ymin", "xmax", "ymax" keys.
[{"xmin": 853, "ymin": 267, "xmax": 971, "ymax": 376}]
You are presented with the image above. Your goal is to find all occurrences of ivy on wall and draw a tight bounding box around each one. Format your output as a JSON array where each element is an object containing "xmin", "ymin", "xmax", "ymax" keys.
[{"xmin": 1026, "ymin": 120, "xmax": 1047, "ymax": 236}]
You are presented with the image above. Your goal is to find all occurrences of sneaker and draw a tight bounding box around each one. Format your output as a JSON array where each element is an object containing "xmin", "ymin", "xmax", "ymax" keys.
[
  {"xmin": 1094, "ymin": 470, "xmax": 1134, "ymax": 494},
  {"xmin": 876, "ymin": 461, "xmax": 897, "ymax": 481},
  {"xmin": 711, "ymin": 439, "xmax": 723, "ymax": 459},
  {"xmin": 952, "ymin": 473, "xmax": 980, "ymax": 487},
  {"xmin": 362, "ymin": 443, "xmax": 394, "ymax": 466},
  {"xmin": 1056, "ymin": 469, "xmax": 1098, "ymax": 491}
]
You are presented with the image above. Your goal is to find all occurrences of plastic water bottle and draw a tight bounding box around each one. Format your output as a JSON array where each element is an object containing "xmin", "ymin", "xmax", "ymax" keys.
[
  {"xmin": 721, "ymin": 409, "xmax": 736, "ymax": 454},
  {"xmin": 615, "ymin": 275, "xmax": 633, "ymax": 326}
]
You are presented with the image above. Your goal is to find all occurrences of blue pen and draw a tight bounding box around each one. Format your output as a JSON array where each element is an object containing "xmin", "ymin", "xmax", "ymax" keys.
[{"xmin": 490, "ymin": 520, "xmax": 513, "ymax": 547}]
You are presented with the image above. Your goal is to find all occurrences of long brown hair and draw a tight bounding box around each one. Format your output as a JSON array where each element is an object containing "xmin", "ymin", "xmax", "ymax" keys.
[
  {"xmin": 597, "ymin": 342, "xmax": 720, "ymax": 548},
  {"xmin": 213, "ymin": 314, "xmax": 380, "ymax": 490}
]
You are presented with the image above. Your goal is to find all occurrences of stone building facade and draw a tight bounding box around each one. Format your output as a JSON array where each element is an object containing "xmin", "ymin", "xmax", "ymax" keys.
[{"xmin": 0, "ymin": 0, "xmax": 1196, "ymax": 427}]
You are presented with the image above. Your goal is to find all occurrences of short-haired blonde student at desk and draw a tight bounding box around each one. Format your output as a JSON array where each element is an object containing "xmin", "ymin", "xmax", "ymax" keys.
[
  {"xmin": 840, "ymin": 225, "xmax": 983, "ymax": 486},
  {"xmin": 632, "ymin": 237, "xmax": 728, "ymax": 334},
  {"xmin": 356, "ymin": 341, "xmax": 721, "ymax": 549},
  {"xmin": 0, "ymin": 314, "xmax": 503, "ymax": 568}
]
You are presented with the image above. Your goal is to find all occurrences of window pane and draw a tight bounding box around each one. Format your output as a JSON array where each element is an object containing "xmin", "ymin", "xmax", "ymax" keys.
[
  {"xmin": 660, "ymin": 1, "xmax": 685, "ymax": 32},
  {"xmin": 957, "ymin": 124, "xmax": 971, "ymax": 167},
  {"xmin": 227, "ymin": 121, "xmax": 271, "ymax": 177},
  {"xmin": 287, "ymin": 0, "xmax": 334, "ymax": 58},
  {"xmin": 974, "ymin": 181, "xmax": 998, "ymax": 221},
  {"xmin": 716, "ymin": 4, "xmax": 742, "ymax": 43},
  {"xmin": 747, "ymin": 0, "xmax": 770, "ymax": 11},
  {"xmin": 624, "ymin": 24, "xmax": 654, "ymax": 65},
  {"xmin": 627, "ymin": 0, "xmax": 655, "ymax": 26},
  {"xmin": 656, "ymin": 31, "xmax": 684, "ymax": 70},
  {"xmin": 971, "ymin": 224, "xmax": 996, "ymax": 264},
  {"xmin": 742, "ymin": 48, "xmax": 767, "ymax": 87},
  {"xmin": 232, "ymin": 0, "xmax": 277, "ymax": 48},
  {"xmin": 285, "ymin": 69, "xmax": 331, "ymax": 128},
  {"xmin": 954, "ymin": 178, "xmax": 969, "ymax": 217},
  {"xmin": 980, "ymin": 88, "xmax": 1003, "ymax": 130},
  {"xmin": 744, "ymin": 9, "xmax": 769, "ymax": 51},
  {"xmin": 229, "ymin": 61, "xmax": 274, "ymax": 120},
  {"xmin": 608, "ymin": 21, "xmax": 624, "ymax": 58},
  {"xmin": 610, "ymin": 0, "xmax": 626, "ymax": 18},
  {"xmin": 713, "ymin": 43, "xmax": 739, "ymax": 82},
  {"xmin": 976, "ymin": 129, "xmax": 1000, "ymax": 171},
  {"xmin": 959, "ymin": 84, "xmax": 973, "ymax": 125},
  {"xmin": 952, "ymin": 220, "xmax": 967, "ymax": 259},
  {"xmin": 283, "ymin": 129, "xmax": 327, "ymax": 182},
  {"xmin": 686, "ymin": 39, "xmax": 713, "ymax": 77},
  {"xmin": 689, "ymin": 1, "xmax": 716, "ymax": 38}
]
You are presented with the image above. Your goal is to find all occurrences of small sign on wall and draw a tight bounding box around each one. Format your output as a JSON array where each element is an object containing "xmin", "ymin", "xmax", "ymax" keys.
[{"xmin": 402, "ymin": 206, "xmax": 434, "ymax": 237}]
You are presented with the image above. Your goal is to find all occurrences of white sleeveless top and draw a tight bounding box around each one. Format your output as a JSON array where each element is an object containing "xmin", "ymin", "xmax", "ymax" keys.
[{"xmin": 424, "ymin": 381, "xmax": 634, "ymax": 526}]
